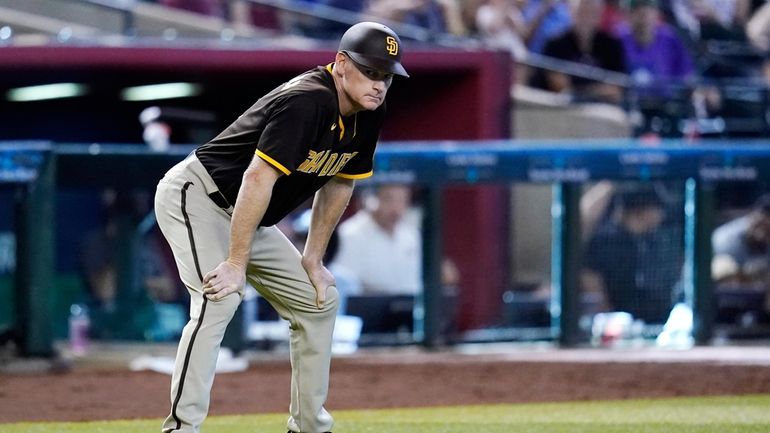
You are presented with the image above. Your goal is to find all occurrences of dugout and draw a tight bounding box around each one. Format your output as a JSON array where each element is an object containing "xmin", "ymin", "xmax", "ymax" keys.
[
  {"xmin": 6, "ymin": 140, "xmax": 770, "ymax": 356},
  {"xmin": 0, "ymin": 44, "xmax": 511, "ymax": 355}
]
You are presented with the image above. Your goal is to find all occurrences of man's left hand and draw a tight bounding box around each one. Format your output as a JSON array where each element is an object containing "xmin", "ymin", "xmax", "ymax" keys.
[{"xmin": 302, "ymin": 260, "xmax": 336, "ymax": 309}]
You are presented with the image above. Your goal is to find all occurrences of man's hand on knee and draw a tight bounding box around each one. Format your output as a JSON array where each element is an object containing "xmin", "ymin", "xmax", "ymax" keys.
[
  {"xmin": 301, "ymin": 259, "xmax": 336, "ymax": 309},
  {"xmin": 202, "ymin": 260, "xmax": 246, "ymax": 301}
]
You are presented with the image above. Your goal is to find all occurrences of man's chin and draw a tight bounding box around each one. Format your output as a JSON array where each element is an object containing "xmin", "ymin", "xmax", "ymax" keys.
[{"xmin": 360, "ymin": 97, "xmax": 382, "ymax": 111}]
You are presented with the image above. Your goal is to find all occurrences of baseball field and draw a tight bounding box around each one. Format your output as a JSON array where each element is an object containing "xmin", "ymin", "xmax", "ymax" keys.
[
  {"xmin": 2, "ymin": 345, "xmax": 770, "ymax": 432},
  {"xmin": 2, "ymin": 395, "xmax": 770, "ymax": 433}
]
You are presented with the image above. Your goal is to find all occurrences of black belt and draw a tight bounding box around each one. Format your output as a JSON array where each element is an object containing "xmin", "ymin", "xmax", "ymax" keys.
[{"xmin": 208, "ymin": 191, "xmax": 233, "ymax": 215}]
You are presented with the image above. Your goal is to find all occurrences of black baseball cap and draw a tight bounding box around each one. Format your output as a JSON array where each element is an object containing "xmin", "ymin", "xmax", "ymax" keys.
[
  {"xmin": 338, "ymin": 22, "xmax": 409, "ymax": 78},
  {"xmin": 617, "ymin": 184, "xmax": 664, "ymax": 210}
]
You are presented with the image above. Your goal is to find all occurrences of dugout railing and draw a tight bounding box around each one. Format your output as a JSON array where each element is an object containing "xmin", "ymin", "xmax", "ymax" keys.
[{"xmin": 4, "ymin": 139, "xmax": 770, "ymax": 356}]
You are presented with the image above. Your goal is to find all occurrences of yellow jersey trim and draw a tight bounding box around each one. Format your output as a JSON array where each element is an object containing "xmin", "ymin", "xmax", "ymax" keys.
[
  {"xmin": 256, "ymin": 150, "xmax": 291, "ymax": 175},
  {"xmin": 336, "ymin": 170, "xmax": 373, "ymax": 180},
  {"xmin": 324, "ymin": 63, "xmax": 356, "ymax": 140}
]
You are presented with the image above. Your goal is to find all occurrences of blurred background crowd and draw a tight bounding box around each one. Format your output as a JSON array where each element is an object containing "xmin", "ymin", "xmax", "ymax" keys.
[
  {"xmin": 148, "ymin": 0, "xmax": 770, "ymax": 139},
  {"xmin": 4, "ymin": 0, "xmax": 770, "ymax": 139}
]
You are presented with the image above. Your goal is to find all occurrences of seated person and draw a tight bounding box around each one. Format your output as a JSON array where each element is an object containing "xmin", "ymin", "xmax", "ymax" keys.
[
  {"xmin": 80, "ymin": 189, "xmax": 184, "ymax": 339},
  {"xmin": 336, "ymin": 184, "xmax": 460, "ymax": 334},
  {"xmin": 613, "ymin": 0, "xmax": 698, "ymax": 136},
  {"xmin": 336, "ymin": 184, "xmax": 422, "ymax": 296},
  {"xmin": 617, "ymin": 0, "xmax": 696, "ymax": 106},
  {"xmin": 522, "ymin": 0, "xmax": 573, "ymax": 54},
  {"xmin": 581, "ymin": 185, "xmax": 683, "ymax": 324},
  {"xmin": 475, "ymin": 0, "xmax": 529, "ymax": 62},
  {"xmin": 712, "ymin": 194, "xmax": 770, "ymax": 316},
  {"xmin": 669, "ymin": 0, "xmax": 750, "ymax": 45},
  {"xmin": 537, "ymin": 0, "xmax": 626, "ymax": 104}
]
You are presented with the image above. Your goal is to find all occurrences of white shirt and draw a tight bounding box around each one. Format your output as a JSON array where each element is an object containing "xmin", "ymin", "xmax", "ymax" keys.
[{"xmin": 336, "ymin": 211, "xmax": 422, "ymax": 295}]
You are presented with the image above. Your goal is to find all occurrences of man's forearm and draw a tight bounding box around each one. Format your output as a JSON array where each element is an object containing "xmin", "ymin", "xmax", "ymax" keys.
[
  {"xmin": 303, "ymin": 177, "xmax": 355, "ymax": 265},
  {"xmin": 228, "ymin": 158, "xmax": 280, "ymax": 269}
]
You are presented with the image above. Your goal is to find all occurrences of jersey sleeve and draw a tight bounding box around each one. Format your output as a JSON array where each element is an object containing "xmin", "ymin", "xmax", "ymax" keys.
[
  {"xmin": 257, "ymin": 94, "xmax": 326, "ymax": 175},
  {"xmin": 336, "ymin": 107, "xmax": 385, "ymax": 179}
]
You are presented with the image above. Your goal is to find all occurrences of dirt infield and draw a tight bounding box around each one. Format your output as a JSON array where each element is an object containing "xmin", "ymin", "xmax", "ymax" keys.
[{"xmin": 2, "ymin": 346, "xmax": 770, "ymax": 423}]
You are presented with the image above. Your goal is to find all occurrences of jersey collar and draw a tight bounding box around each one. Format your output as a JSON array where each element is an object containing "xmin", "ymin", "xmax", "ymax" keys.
[{"xmin": 325, "ymin": 63, "xmax": 357, "ymax": 140}]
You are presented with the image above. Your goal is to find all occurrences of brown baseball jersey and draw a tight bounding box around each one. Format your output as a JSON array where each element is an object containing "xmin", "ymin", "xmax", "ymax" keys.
[{"xmin": 196, "ymin": 65, "xmax": 385, "ymax": 226}]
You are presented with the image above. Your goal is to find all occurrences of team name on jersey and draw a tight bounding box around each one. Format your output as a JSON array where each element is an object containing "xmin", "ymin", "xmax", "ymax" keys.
[{"xmin": 296, "ymin": 150, "xmax": 358, "ymax": 176}]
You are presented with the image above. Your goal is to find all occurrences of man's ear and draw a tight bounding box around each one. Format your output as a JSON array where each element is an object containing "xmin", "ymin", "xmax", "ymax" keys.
[{"xmin": 334, "ymin": 52, "xmax": 347, "ymax": 75}]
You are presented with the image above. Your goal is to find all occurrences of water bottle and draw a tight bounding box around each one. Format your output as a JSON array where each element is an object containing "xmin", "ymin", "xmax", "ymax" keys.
[{"xmin": 69, "ymin": 304, "xmax": 91, "ymax": 356}]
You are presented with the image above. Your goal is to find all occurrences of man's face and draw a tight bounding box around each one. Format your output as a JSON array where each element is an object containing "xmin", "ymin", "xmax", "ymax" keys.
[
  {"xmin": 623, "ymin": 205, "xmax": 664, "ymax": 234},
  {"xmin": 573, "ymin": 0, "xmax": 603, "ymax": 30},
  {"xmin": 629, "ymin": 5, "xmax": 658, "ymax": 42},
  {"xmin": 339, "ymin": 54, "xmax": 393, "ymax": 112},
  {"xmin": 372, "ymin": 185, "xmax": 411, "ymax": 232}
]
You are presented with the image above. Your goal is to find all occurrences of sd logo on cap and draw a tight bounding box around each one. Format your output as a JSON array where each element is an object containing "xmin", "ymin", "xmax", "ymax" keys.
[{"xmin": 338, "ymin": 22, "xmax": 409, "ymax": 78}]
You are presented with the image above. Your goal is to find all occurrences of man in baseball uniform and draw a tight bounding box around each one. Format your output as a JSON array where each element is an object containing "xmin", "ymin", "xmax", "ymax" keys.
[{"xmin": 154, "ymin": 22, "xmax": 408, "ymax": 433}]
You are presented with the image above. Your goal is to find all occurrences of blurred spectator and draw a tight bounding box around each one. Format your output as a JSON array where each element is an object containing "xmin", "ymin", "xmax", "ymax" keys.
[
  {"xmin": 581, "ymin": 184, "xmax": 683, "ymax": 324},
  {"xmin": 581, "ymin": 180, "xmax": 617, "ymax": 242},
  {"xmin": 367, "ymin": 0, "xmax": 450, "ymax": 34},
  {"xmin": 79, "ymin": 189, "xmax": 185, "ymax": 339},
  {"xmin": 669, "ymin": 0, "xmax": 750, "ymax": 43},
  {"xmin": 142, "ymin": 226, "xmax": 187, "ymax": 305},
  {"xmin": 461, "ymin": 0, "xmax": 489, "ymax": 33},
  {"xmin": 80, "ymin": 190, "xmax": 146, "ymax": 313},
  {"xmin": 712, "ymin": 194, "xmax": 770, "ymax": 315},
  {"xmin": 521, "ymin": 0, "xmax": 573, "ymax": 54},
  {"xmin": 670, "ymin": 0, "xmax": 755, "ymax": 90},
  {"xmin": 599, "ymin": 0, "xmax": 626, "ymax": 34},
  {"xmin": 475, "ymin": 0, "xmax": 529, "ymax": 61},
  {"xmin": 438, "ymin": 0, "xmax": 470, "ymax": 35},
  {"xmin": 335, "ymin": 184, "xmax": 460, "ymax": 337},
  {"xmin": 336, "ymin": 184, "xmax": 422, "ymax": 295},
  {"xmin": 616, "ymin": 0, "xmax": 696, "ymax": 136},
  {"xmin": 80, "ymin": 214, "xmax": 119, "ymax": 313},
  {"xmin": 617, "ymin": 0, "xmax": 696, "ymax": 96},
  {"xmin": 537, "ymin": 0, "xmax": 626, "ymax": 104},
  {"xmin": 139, "ymin": 106, "xmax": 171, "ymax": 153},
  {"xmin": 747, "ymin": 2, "xmax": 770, "ymax": 52}
]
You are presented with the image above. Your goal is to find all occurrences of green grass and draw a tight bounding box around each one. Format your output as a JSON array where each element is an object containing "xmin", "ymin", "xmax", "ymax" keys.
[{"xmin": 3, "ymin": 395, "xmax": 770, "ymax": 433}]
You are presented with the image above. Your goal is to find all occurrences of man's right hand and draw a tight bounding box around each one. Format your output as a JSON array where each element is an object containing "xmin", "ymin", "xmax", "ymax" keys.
[{"xmin": 202, "ymin": 260, "xmax": 246, "ymax": 301}]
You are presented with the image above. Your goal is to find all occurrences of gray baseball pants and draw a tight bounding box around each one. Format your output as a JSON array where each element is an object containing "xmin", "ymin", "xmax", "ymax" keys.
[{"xmin": 155, "ymin": 153, "xmax": 338, "ymax": 433}]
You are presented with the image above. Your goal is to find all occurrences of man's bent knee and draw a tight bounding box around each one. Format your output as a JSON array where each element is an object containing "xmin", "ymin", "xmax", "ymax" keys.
[{"xmin": 204, "ymin": 291, "xmax": 242, "ymax": 321}]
